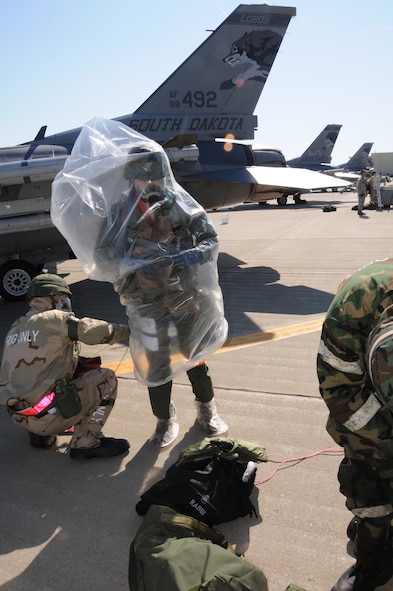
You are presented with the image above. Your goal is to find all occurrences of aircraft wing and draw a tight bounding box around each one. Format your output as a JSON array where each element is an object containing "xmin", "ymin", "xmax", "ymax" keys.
[
  {"xmin": 333, "ymin": 171, "xmax": 359, "ymax": 182},
  {"xmin": 184, "ymin": 166, "xmax": 352, "ymax": 191},
  {"xmin": 323, "ymin": 169, "xmax": 360, "ymax": 182}
]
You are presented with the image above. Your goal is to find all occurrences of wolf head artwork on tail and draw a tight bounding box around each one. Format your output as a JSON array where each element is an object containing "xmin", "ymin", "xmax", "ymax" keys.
[{"xmin": 220, "ymin": 28, "xmax": 284, "ymax": 89}]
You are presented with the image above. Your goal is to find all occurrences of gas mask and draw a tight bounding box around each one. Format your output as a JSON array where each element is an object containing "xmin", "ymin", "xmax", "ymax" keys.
[
  {"xmin": 55, "ymin": 294, "xmax": 73, "ymax": 312},
  {"xmin": 137, "ymin": 179, "xmax": 165, "ymax": 204}
]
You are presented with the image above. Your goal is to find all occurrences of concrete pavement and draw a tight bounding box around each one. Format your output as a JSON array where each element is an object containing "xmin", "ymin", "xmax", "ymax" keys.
[{"xmin": 1, "ymin": 189, "xmax": 393, "ymax": 590}]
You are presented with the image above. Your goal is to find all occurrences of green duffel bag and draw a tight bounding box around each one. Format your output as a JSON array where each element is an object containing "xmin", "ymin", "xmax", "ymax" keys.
[
  {"xmin": 129, "ymin": 505, "xmax": 268, "ymax": 591},
  {"xmin": 176, "ymin": 437, "xmax": 268, "ymax": 464}
]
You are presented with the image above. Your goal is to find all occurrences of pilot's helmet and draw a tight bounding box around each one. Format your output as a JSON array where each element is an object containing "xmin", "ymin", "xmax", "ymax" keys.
[
  {"xmin": 365, "ymin": 316, "xmax": 393, "ymax": 407},
  {"xmin": 27, "ymin": 273, "xmax": 72, "ymax": 301},
  {"xmin": 125, "ymin": 143, "xmax": 169, "ymax": 183},
  {"xmin": 125, "ymin": 143, "xmax": 174, "ymax": 208}
]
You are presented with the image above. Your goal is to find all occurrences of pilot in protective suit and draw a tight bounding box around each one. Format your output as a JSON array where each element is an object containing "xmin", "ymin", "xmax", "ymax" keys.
[
  {"xmin": 50, "ymin": 118, "xmax": 229, "ymax": 449},
  {"xmin": 317, "ymin": 259, "xmax": 393, "ymax": 591},
  {"xmin": 103, "ymin": 145, "xmax": 228, "ymax": 447},
  {"xmin": 0, "ymin": 273, "xmax": 130, "ymax": 460}
]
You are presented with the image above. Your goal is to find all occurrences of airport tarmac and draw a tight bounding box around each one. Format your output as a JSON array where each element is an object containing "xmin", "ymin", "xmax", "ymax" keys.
[{"xmin": 1, "ymin": 189, "xmax": 393, "ymax": 591}]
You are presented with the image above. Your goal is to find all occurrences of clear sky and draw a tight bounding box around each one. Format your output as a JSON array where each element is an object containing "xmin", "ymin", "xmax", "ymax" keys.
[{"xmin": 1, "ymin": 0, "xmax": 392, "ymax": 165}]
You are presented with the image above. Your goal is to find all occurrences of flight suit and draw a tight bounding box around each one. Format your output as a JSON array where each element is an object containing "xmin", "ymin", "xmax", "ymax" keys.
[{"xmin": 112, "ymin": 186, "xmax": 221, "ymax": 387}]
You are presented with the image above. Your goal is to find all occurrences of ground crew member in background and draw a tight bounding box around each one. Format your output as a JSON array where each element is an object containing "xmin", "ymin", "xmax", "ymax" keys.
[
  {"xmin": 317, "ymin": 259, "xmax": 393, "ymax": 591},
  {"xmin": 0, "ymin": 273, "xmax": 130, "ymax": 460},
  {"xmin": 356, "ymin": 169, "xmax": 368, "ymax": 216}
]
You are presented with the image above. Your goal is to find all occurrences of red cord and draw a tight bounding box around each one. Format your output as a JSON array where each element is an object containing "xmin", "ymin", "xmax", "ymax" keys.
[{"xmin": 255, "ymin": 447, "xmax": 344, "ymax": 484}]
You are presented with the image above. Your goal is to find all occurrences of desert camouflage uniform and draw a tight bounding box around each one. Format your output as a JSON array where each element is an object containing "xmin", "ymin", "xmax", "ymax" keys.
[
  {"xmin": 0, "ymin": 297, "xmax": 129, "ymax": 449},
  {"xmin": 317, "ymin": 259, "xmax": 393, "ymax": 568}
]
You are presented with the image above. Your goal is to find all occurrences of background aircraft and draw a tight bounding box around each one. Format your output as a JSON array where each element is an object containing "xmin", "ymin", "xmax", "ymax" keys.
[
  {"xmin": 267, "ymin": 124, "xmax": 345, "ymax": 205},
  {"xmin": 286, "ymin": 124, "xmax": 342, "ymax": 171},
  {"xmin": 321, "ymin": 142, "xmax": 374, "ymax": 182},
  {"xmin": 0, "ymin": 3, "xmax": 349, "ymax": 301},
  {"xmin": 337, "ymin": 142, "xmax": 374, "ymax": 172}
]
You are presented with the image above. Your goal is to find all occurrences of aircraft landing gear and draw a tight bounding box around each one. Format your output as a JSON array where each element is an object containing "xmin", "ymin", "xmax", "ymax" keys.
[
  {"xmin": 0, "ymin": 260, "xmax": 38, "ymax": 302},
  {"xmin": 277, "ymin": 193, "xmax": 307, "ymax": 206},
  {"xmin": 277, "ymin": 195, "xmax": 288, "ymax": 206},
  {"xmin": 293, "ymin": 192, "xmax": 307, "ymax": 205}
]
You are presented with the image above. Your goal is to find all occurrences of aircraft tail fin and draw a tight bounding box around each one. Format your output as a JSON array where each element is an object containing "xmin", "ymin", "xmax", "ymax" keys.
[
  {"xmin": 34, "ymin": 126, "xmax": 47, "ymax": 141},
  {"xmin": 118, "ymin": 4, "xmax": 296, "ymax": 144},
  {"xmin": 342, "ymin": 142, "xmax": 373, "ymax": 171},
  {"xmin": 287, "ymin": 124, "xmax": 341, "ymax": 168}
]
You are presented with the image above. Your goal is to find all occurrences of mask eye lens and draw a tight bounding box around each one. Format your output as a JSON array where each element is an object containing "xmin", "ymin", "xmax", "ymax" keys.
[{"xmin": 55, "ymin": 295, "xmax": 72, "ymax": 311}]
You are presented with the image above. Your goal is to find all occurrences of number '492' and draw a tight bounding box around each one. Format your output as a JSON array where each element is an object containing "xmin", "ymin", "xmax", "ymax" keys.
[{"xmin": 182, "ymin": 91, "xmax": 217, "ymax": 108}]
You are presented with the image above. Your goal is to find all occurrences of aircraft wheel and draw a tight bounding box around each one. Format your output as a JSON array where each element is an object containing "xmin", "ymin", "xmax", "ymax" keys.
[
  {"xmin": 0, "ymin": 260, "xmax": 37, "ymax": 302},
  {"xmin": 277, "ymin": 196, "xmax": 288, "ymax": 206}
]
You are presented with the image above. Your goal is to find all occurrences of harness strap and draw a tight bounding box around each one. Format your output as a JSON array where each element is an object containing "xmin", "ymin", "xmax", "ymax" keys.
[
  {"xmin": 161, "ymin": 512, "xmax": 235, "ymax": 552},
  {"xmin": 67, "ymin": 317, "xmax": 79, "ymax": 342}
]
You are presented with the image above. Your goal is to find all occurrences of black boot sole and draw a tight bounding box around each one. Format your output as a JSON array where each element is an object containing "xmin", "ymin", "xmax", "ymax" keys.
[{"xmin": 70, "ymin": 438, "xmax": 130, "ymax": 460}]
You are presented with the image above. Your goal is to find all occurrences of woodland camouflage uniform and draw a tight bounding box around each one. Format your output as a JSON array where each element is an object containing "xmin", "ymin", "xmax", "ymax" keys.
[{"xmin": 317, "ymin": 258, "xmax": 393, "ymax": 590}]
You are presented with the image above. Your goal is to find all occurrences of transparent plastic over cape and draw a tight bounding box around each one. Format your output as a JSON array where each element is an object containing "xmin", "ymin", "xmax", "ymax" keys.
[{"xmin": 51, "ymin": 117, "xmax": 228, "ymax": 386}]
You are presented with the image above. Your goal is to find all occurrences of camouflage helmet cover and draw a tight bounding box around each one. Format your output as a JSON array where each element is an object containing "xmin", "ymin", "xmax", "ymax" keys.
[
  {"xmin": 124, "ymin": 144, "xmax": 168, "ymax": 182},
  {"xmin": 366, "ymin": 317, "xmax": 393, "ymax": 407},
  {"xmin": 26, "ymin": 273, "xmax": 72, "ymax": 300}
]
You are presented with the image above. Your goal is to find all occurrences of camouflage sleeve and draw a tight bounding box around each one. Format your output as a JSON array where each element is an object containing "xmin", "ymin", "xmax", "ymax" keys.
[
  {"xmin": 107, "ymin": 323, "xmax": 130, "ymax": 344},
  {"xmin": 317, "ymin": 294, "xmax": 393, "ymax": 455},
  {"xmin": 317, "ymin": 266, "xmax": 385, "ymax": 424},
  {"xmin": 188, "ymin": 210, "xmax": 218, "ymax": 264},
  {"xmin": 69, "ymin": 317, "xmax": 129, "ymax": 345},
  {"xmin": 191, "ymin": 210, "xmax": 218, "ymax": 245},
  {"xmin": 317, "ymin": 317, "xmax": 369, "ymax": 425}
]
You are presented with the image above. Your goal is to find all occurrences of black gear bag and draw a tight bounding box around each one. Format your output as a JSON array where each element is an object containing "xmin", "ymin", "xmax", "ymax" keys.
[{"xmin": 135, "ymin": 437, "xmax": 267, "ymax": 526}]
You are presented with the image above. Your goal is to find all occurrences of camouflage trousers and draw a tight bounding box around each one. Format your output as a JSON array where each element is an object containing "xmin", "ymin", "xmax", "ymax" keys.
[
  {"xmin": 9, "ymin": 368, "xmax": 118, "ymax": 449},
  {"xmin": 338, "ymin": 456, "xmax": 393, "ymax": 567}
]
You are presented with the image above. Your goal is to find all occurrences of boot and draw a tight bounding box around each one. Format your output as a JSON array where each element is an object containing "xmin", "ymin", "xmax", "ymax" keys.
[
  {"xmin": 347, "ymin": 516, "xmax": 359, "ymax": 541},
  {"xmin": 29, "ymin": 432, "xmax": 57, "ymax": 449},
  {"xmin": 195, "ymin": 399, "xmax": 228, "ymax": 436},
  {"xmin": 347, "ymin": 515, "xmax": 393, "ymax": 542},
  {"xmin": 331, "ymin": 561, "xmax": 393, "ymax": 591},
  {"xmin": 69, "ymin": 437, "xmax": 130, "ymax": 460},
  {"xmin": 150, "ymin": 403, "xmax": 179, "ymax": 448}
]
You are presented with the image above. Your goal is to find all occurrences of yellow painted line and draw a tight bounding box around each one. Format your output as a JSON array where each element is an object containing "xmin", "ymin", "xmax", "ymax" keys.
[
  {"xmin": 102, "ymin": 358, "xmax": 135, "ymax": 375},
  {"xmin": 221, "ymin": 318, "xmax": 323, "ymax": 352},
  {"xmin": 102, "ymin": 318, "xmax": 323, "ymax": 375}
]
